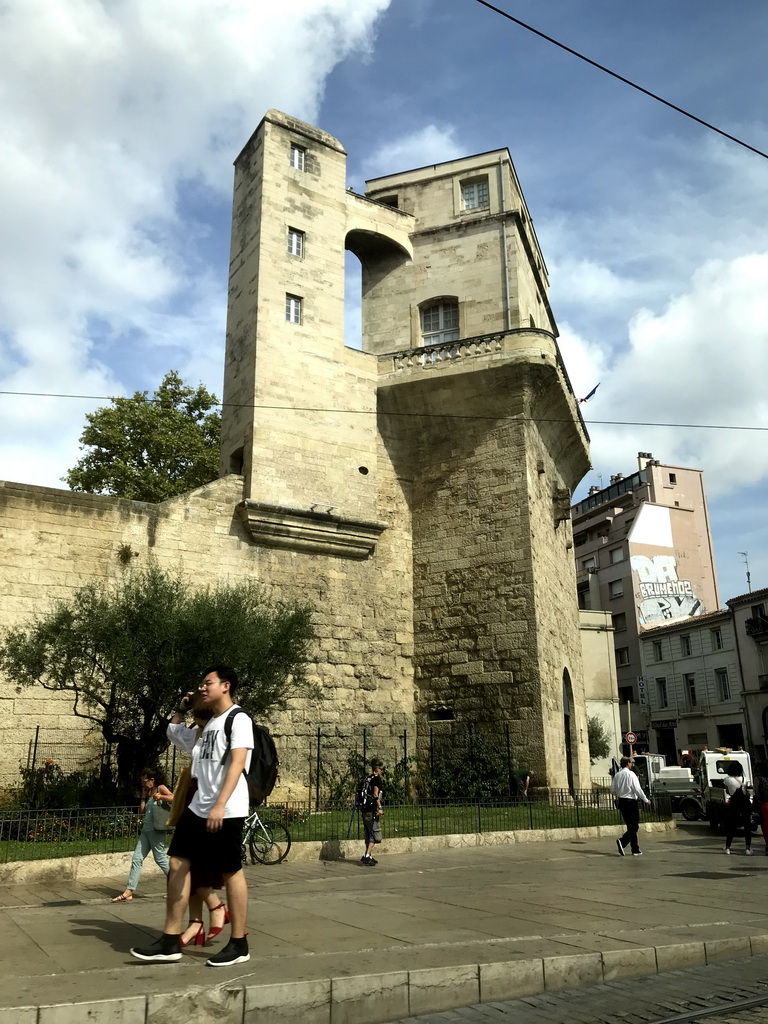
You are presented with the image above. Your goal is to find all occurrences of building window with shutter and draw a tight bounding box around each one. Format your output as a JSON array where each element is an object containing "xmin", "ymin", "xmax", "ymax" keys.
[
  {"xmin": 461, "ymin": 177, "xmax": 489, "ymax": 210},
  {"xmin": 287, "ymin": 228, "xmax": 304, "ymax": 257},
  {"xmin": 420, "ymin": 300, "xmax": 459, "ymax": 346},
  {"xmin": 285, "ymin": 294, "xmax": 302, "ymax": 324}
]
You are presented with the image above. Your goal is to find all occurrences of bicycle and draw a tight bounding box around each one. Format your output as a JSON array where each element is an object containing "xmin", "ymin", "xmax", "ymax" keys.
[{"xmin": 241, "ymin": 807, "xmax": 292, "ymax": 865}]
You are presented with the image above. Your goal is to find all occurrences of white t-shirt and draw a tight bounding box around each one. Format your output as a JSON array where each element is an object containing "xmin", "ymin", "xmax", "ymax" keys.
[{"xmin": 167, "ymin": 705, "xmax": 254, "ymax": 819}]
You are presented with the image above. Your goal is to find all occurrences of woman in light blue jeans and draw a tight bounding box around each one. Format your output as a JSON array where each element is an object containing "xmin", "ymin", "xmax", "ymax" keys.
[{"xmin": 112, "ymin": 768, "xmax": 173, "ymax": 902}]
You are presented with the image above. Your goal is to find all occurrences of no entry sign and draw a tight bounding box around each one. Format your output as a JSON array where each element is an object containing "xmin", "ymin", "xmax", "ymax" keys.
[{"xmin": 625, "ymin": 731, "xmax": 637, "ymax": 744}]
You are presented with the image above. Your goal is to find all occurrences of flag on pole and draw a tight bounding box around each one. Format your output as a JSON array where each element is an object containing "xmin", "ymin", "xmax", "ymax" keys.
[{"xmin": 579, "ymin": 383, "xmax": 600, "ymax": 403}]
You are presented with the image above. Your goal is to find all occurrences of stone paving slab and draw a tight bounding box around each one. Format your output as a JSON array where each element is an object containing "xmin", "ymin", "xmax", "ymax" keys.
[{"xmin": 3, "ymin": 823, "xmax": 768, "ymax": 1023}]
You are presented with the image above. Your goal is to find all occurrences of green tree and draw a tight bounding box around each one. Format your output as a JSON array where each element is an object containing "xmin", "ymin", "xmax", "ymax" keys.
[
  {"xmin": 0, "ymin": 564, "xmax": 316, "ymax": 797},
  {"xmin": 587, "ymin": 715, "xmax": 611, "ymax": 764},
  {"xmin": 65, "ymin": 370, "xmax": 221, "ymax": 502}
]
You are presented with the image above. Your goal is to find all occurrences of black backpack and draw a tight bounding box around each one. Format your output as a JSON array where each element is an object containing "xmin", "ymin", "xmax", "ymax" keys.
[
  {"xmin": 356, "ymin": 774, "xmax": 376, "ymax": 813},
  {"xmin": 221, "ymin": 708, "xmax": 279, "ymax": 807}
]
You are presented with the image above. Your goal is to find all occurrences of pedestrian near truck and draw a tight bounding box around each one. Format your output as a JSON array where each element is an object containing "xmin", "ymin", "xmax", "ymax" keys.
[
  {"xmin": 611, "ymin": 756, "xmax": 651, "ymax": 856},
  {"xmin": 753, "ymin": 762, "xmax": 768, "ymax": 855},
  {"xmin": 723, "ymin": 761, "xmax": 753, "ymax": 856}
]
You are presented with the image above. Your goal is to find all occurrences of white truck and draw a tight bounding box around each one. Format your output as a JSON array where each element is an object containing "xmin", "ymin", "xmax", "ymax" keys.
[{"xmin": 651, "ymin": 748, "xmax": 756, "ymax": 830}]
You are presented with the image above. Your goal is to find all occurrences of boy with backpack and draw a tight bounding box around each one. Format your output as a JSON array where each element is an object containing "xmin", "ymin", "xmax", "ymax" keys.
[{"xmin": 359, "ymin": 758, "xmax": 384, "ymax": 866}]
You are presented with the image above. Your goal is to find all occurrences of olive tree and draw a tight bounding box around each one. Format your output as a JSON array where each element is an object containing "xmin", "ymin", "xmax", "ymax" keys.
[{"xmin": 0, "ymin": 564, "xmax": 315, "ymax": 796}]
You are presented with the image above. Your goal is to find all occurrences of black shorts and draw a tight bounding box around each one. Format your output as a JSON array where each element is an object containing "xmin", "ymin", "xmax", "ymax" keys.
[{"xmin": 168, "ymin": 808, "xmax": 245, "ymax": 876}]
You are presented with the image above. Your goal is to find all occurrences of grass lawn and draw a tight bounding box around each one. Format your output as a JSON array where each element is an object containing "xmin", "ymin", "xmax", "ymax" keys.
[
  {"xmin": 283, "ymin": 801, "xmax": 628, "ymax": 843},
  {"xmin": 1, "ymin": 835, "xmax": 137, "ymax": 863}
]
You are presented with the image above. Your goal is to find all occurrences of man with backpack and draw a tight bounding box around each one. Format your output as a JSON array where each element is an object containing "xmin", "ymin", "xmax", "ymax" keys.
[
  {"xmin": 131, "ymin": 665, "xmax": 254, "ymax": 967},
  {"xmin": 359, "ymin": 758, "xmax": 384, "ymax": 866}
]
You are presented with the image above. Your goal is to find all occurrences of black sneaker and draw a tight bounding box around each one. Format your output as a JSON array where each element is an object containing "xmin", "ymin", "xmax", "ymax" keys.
[
  {"xmin": 207, "ymin": 936, "xmax": 250, "ymax": 967},
  {"xmin": 368, "ymin": 857, "xmax": 378, "ymax": 865},
  {"xmin": 130, "ymin": 933, "xmax": 181, "ymax": 962},
  {"xmin": 616, "ymin": 839, "xmax": 625, "ymax": 857}
]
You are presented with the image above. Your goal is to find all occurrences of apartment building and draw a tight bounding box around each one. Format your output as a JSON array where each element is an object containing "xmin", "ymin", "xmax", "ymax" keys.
[
  {"xmin": 571, "ymin": 452, "xmax": 719, "ymax": 749},
  {"xmin": 639, "ymin": 610, "xmax": 742, "ymax": 763}
]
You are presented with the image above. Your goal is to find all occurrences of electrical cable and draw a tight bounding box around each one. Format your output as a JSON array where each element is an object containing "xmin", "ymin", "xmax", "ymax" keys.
[
  {"xmin": 471, "ymin": 0, "xmax": 768, "ymax": 161},
  {"xmin": 0, "ymin": 389, "xmax": 765, "ymax": 432}
]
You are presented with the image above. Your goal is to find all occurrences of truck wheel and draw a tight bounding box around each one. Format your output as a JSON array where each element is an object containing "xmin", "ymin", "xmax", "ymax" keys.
[{"xmin": 680, "ymin": 799, "xmax": 700, "ymax": 822}]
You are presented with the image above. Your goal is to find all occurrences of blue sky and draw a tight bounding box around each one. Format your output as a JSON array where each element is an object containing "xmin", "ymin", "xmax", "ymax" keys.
[{"xmin": 1, "ymin": 0, "xmax": 766, "ymax": 601}]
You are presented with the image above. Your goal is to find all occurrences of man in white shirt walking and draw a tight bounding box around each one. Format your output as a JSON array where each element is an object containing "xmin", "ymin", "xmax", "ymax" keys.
[
  {"xmin": 611, "ymin": 756, "xmax": 651, "ymax": 857},
  {"xmin": 131, "ymin": 665, "xmax": 254, "ymax": 966}
]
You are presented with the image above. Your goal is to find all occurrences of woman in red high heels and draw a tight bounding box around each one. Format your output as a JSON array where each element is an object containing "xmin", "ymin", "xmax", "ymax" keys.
[
  {"xmin": 179, "ymin": 870, "xmax": 230, "ymax": 946},
  {"xmin": 169, "ymin": 693, "xmax": 231, "ymax": 948}
]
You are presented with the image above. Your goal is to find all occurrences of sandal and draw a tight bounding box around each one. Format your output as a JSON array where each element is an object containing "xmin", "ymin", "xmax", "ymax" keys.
[
  {"xmin": 180, "ymin": 919, "xmax": 205, "ymax": 947},
  {"xmin": 111, "ymin": 892, "xmax": 133, "ymax": 903},
  {"xmin": 207, "ymin": 901, "xmax": 230, "ymax": 941}
]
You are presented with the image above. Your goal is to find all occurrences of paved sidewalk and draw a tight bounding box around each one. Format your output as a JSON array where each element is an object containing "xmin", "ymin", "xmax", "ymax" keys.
[{"xmin": 2, "ymin": 823, "xmax": 768, "ymax": 1023}]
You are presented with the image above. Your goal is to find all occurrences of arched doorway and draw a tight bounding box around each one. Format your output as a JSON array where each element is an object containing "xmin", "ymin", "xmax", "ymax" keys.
[{"xmin": 563, "ymin": 670, "xmax": 575, "ymax": 792}]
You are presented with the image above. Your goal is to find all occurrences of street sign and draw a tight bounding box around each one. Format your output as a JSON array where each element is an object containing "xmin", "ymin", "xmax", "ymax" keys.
[{"xmin": 625, "ymin": 731, "xmax": 637, "ymax": 744}]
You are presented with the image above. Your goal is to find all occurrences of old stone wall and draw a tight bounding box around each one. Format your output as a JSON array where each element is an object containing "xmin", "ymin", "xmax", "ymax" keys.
[{"xmin": 0, "ymin": 469, "xmax": 415, "ymax": 800}]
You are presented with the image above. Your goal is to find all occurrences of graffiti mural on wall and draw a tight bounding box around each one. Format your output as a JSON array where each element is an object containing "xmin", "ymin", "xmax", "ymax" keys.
[{"xmin": 630, "ymin": 554, "xmax": 705, "ymax": 626}]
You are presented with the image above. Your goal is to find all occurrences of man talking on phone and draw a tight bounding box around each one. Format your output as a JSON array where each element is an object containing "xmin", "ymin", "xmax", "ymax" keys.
[{"xmin": 131, "ymin": 665, "xmax": 254, "ymax": 966}]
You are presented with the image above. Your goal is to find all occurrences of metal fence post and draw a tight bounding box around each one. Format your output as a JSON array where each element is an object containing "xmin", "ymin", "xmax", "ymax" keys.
[
  {"xmin": 402, "ymin": 730, "xmax": 408, "ymax": 797},
  {"xmin": 315, "ymin": 727, "xmax": 321, "ymax": 812},
  {"xmin": 505, "ymin": 723, "xmax": 512, "ymax": 797},
  {"xmin": 30, "ymin": 725, "xmax": 40, "ymax": 772},
  {"xmin": 363, "ymin": 727, "xmax": 367, "ymax": 769}
]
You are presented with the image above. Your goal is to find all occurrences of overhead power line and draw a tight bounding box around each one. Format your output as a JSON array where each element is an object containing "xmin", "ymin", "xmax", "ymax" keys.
[
  {"xmin": 0, "ymin": 389, "xmax": 765, "ymax": 432},
  {"xmin": 471, "ymin": 0, "xmax": 768, "ymax": 161}
]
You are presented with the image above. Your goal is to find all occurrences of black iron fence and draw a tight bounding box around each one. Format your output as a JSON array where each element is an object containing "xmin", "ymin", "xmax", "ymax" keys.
[
  {"xmin": 0, "ymin": 791, "xmax": 672, "ymax": 864},
  {"xmin": 0, "ymin": 805, "xmax": 140, "ymax": 863}
]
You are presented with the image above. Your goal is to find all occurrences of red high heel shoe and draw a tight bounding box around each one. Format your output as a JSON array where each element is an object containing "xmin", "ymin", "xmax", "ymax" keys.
[
  {"xmin": 180, "ymin": 919, "xmax": 205, "ymax": 947},
  {"xmin": 207, "ymin": 901, "xmax": 230, "ymax": 941}
]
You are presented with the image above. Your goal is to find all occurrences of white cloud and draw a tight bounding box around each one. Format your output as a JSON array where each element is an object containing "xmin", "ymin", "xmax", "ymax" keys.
[
  {"xmin": 359, "ymin": 124, "xmax": 465, "ymax": 182},
  {"xmin": 562, "ymin": 252, "xmax": 768, "ymax": 499},
  {"xmin": 0, "ymin": 0, "xmax": 392, "ymax": 486}
]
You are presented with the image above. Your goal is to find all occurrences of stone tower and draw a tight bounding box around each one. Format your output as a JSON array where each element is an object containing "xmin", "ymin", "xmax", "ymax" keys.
[{"xmin": 220, "ymin": 111, "xmax": 591, "ymax": 789}]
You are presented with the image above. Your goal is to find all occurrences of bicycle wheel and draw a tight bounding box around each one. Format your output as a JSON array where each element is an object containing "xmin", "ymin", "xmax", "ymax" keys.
[{"xmin": 249, "ymin": 819, "xmax": 291, "ymax": 865}]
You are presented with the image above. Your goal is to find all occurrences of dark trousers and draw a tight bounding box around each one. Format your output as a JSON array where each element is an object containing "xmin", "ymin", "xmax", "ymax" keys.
[
  {"xmin": 725, "ymin": 798, "xmax": 752, "ymax": 849},
  {"xmin": 618, "ymin": 798, "xmax": 641, "ymax": 853}
]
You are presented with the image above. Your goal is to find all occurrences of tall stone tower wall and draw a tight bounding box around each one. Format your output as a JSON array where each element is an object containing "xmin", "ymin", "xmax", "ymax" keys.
[{"xmin": 0, "ymin": 111, "xmax": 592, "ymax": 798}]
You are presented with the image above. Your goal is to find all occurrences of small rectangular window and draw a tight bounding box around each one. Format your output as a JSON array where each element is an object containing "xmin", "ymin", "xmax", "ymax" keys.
[
  {"xmin": 715, "ymin": 668, "xmax": 731, "ymax": 702},
  {"xmin": 684, "ymin": 672, "xmax": 697, "ymax": 707},
  {"xmin": 290, "ymin": 143, "xmax": 306, "ymax": 170},
  {"xmin": 609, "ymin": 546, "xmax": 623, "ymax": 564},
  {"xmin": 609, "ymin": 579, "xmax": 623, "ymax": 599},
  {"xmin": 378, "ymin": 195, "xmax": 398, "ymax": 208},
  {"xmin": 616, "ymin": 647, "xmax": 630, "ymax": 667},
  {"xmin": 618, "ymin": 685, "xmax": 634, "ymax": 703},
  {"xmin": 653, "ymin": 641, "xmax": 663, "ymax": 662},
  {"xmin": 461, "ymin": 178, "xmax": 489, "ymax": 210},
  {"xmin": 680, "ymin": 635, "xmax": 692, "ymax": 657},
  {"xmin": 287, "ymin": 228, "xmax": 304, "ymax": 257},
  {"xmin": 582, "ymin": 556, "xmax": 597, "ymax": 571},
  {"xmin": 656, "ymin": 677, "xmax": 668, "ymax": 707},
  {"xmin": 668, "ymin": 473, "xmax": 677, "ymax": 484},
  {"xmin": 612, "ymin": 612, "xmax": 627, "ymax": 632},
  {"xmin": 285, "ymin": 294, "xmax": 302, "ymax": 324},
  {"xmin": 711, "ymin": 628, "xmax": 723, "ymax": 651}
]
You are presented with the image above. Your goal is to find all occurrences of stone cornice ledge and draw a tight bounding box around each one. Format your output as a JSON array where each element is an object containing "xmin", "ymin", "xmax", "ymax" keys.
[{"xmin": 238, "ymin": 500, "xmax": 386, "ymax": 559}]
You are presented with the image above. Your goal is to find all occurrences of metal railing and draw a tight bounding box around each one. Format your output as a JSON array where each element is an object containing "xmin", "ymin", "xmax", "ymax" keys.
[
  {"xmin": 0, "ymin": 791, "xmax": 672, "ymax": 864},
  {"xmin": 0, "ymin": 805, "xmax": 140, "ymax": 863}
]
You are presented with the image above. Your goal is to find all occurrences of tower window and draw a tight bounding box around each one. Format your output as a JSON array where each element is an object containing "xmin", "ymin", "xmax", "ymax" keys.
[
  {"xmin": 285, "ymin": 294, "xmax": 302, "ymax": 324},
  {"xmin": 290, "ymin": 144, "xmax": 306, "ymax": 170},
  {"xmin": 287, "ymin": 228, "xmax": 304, "ymax": 257},
  {"xmin": 420, "ymin": 300, "xmax": 459, "ymax": 346},
  {"xmin": 461, "ymin": 178, "xmax": 489, "ymax": 210}
]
